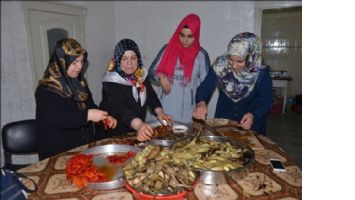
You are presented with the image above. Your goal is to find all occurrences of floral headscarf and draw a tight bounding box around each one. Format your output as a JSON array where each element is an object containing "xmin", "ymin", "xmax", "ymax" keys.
[
  {"xmin": 38, "ymin": 38, "xmax": 88, "ymax": 110},
  {"xmin": 213, "ymin": 32, "xmax": 264, "ymax": 103},
  {"xmin": 103, "ymin": 39, "xmax": 147, "ymax": 106},
  {"xmin": 156, "ymin": 13, "xmax": 201, "ymax": 85}
]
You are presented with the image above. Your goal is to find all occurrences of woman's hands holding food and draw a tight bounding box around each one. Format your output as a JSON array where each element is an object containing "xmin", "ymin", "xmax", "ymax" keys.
[
  {"xmin": 240, "ymin": 112, "xmax": 254, "ymax": 130},
  {"xmin": 106, "ymin": 116, "xmax": 118, "ymax": 129},
  {"xmin": 87, "ymin": 109, "xmax": 108, "ymax": 122},
  {"xmin": 192, "ymin": 102, "xmax": 208, "ymax": 120},
  {"xmin": 131, "ymin": 118, "xmax": 153, "ymax": 141},
  {"xmin": 155, "ymin": 107, "xmax": 173, "ymax": 126},
  {"xmin": 88, "ymin": 109, "xmax": 118, "ymax": 131}
]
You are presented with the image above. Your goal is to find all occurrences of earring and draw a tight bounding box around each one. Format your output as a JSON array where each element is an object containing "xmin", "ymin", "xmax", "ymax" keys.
[{"xmin": 107, "ymin": 58, "xmax": 115, "ymax": 71}]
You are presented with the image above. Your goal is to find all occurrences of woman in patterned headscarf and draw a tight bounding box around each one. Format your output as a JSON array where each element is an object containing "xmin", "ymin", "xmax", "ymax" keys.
[
  {"xmin": 35, "ymin": 38, "xmax": 117, "ymax": 160},
  {"xmin": 148, "ymin": 13, "xmax": 210, "ymax": 123},
  {"xmin": 100, "ymin": 39, "xmax": 172, "ymax": 141},
  {"xmin": 193, "ymin": 32, "xmax": 273, "ymax": 135}
]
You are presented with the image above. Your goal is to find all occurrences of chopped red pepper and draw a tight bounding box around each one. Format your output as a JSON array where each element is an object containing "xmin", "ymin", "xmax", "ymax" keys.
[
  {"xmin": 107, "ymin": 151, "xmax": 136, "ymax": 164},
  {"xmin": 66, "ymin": 154, "xmax": 108, "ymax": 188},
  {"xmin": 103, "ymin": 118, "xmax": 108, "ymax": 131}
]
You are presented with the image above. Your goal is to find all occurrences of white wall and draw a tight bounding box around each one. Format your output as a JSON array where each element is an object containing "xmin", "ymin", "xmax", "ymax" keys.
[
  {"xmin": 62, "ymin": 1, "xmax": 116, "ymax": 104},
  {"xmin": 0, "ymin": 1, "xmax": 116, "ymax": 167},
  {"xmin": 1, "ymin": 1, "xmax": 301, "ymax": 166},
  {"xmin": 1, "ymin": 1, "xmax": 37, "ymax": 166}
]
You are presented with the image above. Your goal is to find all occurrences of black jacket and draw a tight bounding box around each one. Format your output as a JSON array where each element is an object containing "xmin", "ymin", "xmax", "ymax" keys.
[
  {"xmin": 35, "ymin": 85, "xmax": 100, "ymax": 160},
  {"xmin": 100, "ymin": 77, "xmax": 161, "ymax": 135}
]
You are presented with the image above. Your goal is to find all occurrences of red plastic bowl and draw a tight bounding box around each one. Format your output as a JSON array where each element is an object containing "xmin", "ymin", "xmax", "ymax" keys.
[{"xmin": 124, "ymin": 183, "xmax": 188, "ymax": 200}]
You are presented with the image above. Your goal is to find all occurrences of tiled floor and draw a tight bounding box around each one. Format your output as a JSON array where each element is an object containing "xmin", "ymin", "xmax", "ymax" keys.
[{"xmin": 267, "ymin": 112, "xmax": 302, "ymax": 168}]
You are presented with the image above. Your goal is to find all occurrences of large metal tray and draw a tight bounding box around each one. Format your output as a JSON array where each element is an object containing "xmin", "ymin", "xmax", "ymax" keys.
[
  {"xmin": 172, "ymin": 135, "xmax": 255, "ymax": 185},
  {"xmin": 146, "ymin": 120, "xmax": 193, "ymax": 147},
  {"xmin": 173, "ymin": 135, "xmax": 255, "ymax": 172},
  {"xmin": 81, "ymin": 144, "xmax": 141, "ymax": 190}
]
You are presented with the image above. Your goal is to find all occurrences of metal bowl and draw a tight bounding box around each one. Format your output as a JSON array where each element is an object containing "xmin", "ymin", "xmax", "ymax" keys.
[
  {"xmin": 197, "ymin": 136, "xmax": 255, "ymax": 172},
  {"xmin": 146, "ymin": 120, "xmax": 193, "ymax": 147},
  {"xmin": 172, "ymin": 135, "xmax": 255, "ymax": 185},
  {"xmin": 81, "ymin": 144, "xmax": 141, "ymax": 190}
]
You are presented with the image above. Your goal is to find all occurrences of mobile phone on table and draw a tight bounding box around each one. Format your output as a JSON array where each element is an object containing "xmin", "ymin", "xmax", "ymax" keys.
[{"xmin": 270, "ymin": 159, "xmax": 286, "ymax": 172}]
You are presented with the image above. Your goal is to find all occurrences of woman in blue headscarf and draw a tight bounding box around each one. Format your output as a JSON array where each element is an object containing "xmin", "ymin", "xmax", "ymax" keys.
[
  {"xmin": 193, "ymin": 32, "xmax": 273, "ymax": 135},
  {"xmin": 100, "ymin": 39, "xmax": 172, "ymax": 141}
]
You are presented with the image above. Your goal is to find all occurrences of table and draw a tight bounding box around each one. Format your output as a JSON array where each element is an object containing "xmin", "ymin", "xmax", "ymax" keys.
[
  {"xmin": 19, "ymin": 119, "xmax": 301, "ymax": 200},
  {"xmin": 272, "ymin": 79, "xmax": 289, "ymax": 113}
]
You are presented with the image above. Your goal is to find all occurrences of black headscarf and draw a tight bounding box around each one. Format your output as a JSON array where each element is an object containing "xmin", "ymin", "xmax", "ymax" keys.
[
  {"xmin": 113, "ymin": 39, "xmax": 143, "ymax": 79},
  {"xmin": 38, "ymin": 38, "xmax": 89, "ymax": 110}
]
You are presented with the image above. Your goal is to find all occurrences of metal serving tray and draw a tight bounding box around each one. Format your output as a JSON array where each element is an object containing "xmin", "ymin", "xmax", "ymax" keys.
[
  {"xmin": 81, "ymin": 144, "xmax": 141, "ymax": 190},
  {"xmin": 146, "ymin": 120, "xmax": 193, "ymax": 147},
  {"xmin": 172, "ymin": 135, "xmax": 255, "ymax": 185}
]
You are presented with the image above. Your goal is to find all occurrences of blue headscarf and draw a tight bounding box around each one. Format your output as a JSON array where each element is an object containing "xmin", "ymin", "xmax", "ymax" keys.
[{"xmin": 213, "ymin": 32, "xmax": 264, "ymax": 103}]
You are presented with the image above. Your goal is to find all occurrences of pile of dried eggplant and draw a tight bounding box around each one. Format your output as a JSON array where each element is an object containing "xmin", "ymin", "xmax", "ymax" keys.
[
  {"xmin": 123, "ymin": 145, "xmax": 196, "ymax": 194},
  {"xmin": 171, "ymin": 136, "xmax": 250, "ymax": 172}
]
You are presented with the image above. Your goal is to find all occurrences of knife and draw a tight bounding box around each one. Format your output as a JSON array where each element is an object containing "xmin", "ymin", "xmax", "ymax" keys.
[{"xmin": 192, "ymin": 118, "xmax": 222, "ymax": 136}]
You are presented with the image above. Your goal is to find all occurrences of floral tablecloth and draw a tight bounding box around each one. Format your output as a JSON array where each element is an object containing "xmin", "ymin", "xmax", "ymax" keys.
[{"xmin": 20, "ymin": 119, "xmax": 301, "ymax": 200}]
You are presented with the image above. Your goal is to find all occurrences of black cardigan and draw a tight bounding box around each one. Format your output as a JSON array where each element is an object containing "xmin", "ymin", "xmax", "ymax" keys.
[
  {"xmin": 100, "ymin": 77, "xmax": 162, "ymax": 135},
  {"xmin": 35, "ymin": 85, "xmax": 99, "ymax": 160}
]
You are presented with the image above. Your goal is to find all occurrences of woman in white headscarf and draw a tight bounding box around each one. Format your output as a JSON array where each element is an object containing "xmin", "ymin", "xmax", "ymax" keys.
[
  {"xmin": 193, "ymin": 32, "xmax": 273, "ymax": 135},
  {"xmin": 100, "ymin": 39, "xmax": 172, "ymax": 141}
]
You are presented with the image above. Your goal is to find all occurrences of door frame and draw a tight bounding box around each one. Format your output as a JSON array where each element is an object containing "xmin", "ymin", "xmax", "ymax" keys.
[
  {"xmin": 22, "ymin": 1, "xmax": 87, "ymax": 91},
  {"xmin": 253, "ymin": 1, "xmax": 302, "ymax": 36}
]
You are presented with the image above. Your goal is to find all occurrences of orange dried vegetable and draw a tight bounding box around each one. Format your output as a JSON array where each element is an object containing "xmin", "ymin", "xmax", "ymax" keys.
[
  {"xmin": 107, "ymin": 151, "xmax": 136, "ymax": 164},
  {"xmin": 66, "ymin": 154, "xmax": 108, "ymax": 188}
]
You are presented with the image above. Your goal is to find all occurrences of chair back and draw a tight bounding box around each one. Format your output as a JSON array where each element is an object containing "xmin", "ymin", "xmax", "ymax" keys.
[{"xmin": 2, "ymin": 119, "xmax": 38, "ymax": 170}]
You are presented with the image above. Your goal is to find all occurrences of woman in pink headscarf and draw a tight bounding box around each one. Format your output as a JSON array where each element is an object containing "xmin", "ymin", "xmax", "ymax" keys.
[{"xmin": 148, "ymin": 13, "xmax": 210, "ymax": 123}]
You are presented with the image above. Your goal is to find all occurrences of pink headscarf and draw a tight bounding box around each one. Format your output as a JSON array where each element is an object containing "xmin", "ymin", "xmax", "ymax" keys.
[{"xmin": 156, "ymin": 13, "xmax": 201, "ymax": 83}]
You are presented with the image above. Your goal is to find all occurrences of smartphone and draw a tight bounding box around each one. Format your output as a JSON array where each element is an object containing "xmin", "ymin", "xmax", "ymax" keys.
[{"xmin": 270, "ymin": 159, "xmax": 286, "ymax": 172}]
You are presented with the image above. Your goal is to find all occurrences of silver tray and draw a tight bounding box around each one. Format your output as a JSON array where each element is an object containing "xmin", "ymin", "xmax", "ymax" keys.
[
  {"xmin": 81, "ymin": 144, "xmax": 141, "ymax": 190},
  {"xmin": 173, "ymin": 135, "xmax": 255, "ymax": 173},
  {"xmin": 146, "ymin": 120, "xmax": 193, "ymax": 147},
  {"xmin": 172, "ymin": 136, "xmax": 255, "ymax": 185}
]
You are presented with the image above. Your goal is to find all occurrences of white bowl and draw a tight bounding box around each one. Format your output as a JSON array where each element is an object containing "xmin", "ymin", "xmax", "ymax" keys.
[{"xmin": 172, "ymin": 125, "xmax": 188, "ymax": 133}]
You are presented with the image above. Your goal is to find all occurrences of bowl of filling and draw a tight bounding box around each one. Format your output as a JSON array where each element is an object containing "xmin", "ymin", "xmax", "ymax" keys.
[{"xmin": 146, "ymin": 120, "xmax": 192, "ymax": 147}]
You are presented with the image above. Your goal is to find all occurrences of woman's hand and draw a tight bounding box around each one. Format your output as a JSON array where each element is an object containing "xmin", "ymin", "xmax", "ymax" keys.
[
  {"xmin": 87, "ymin": 109, "xmax": 108, "ymax": 122},
  {"xmin": 192, "ymin": 102, "xmax": 208, "ymax": 120},
  {"xmin": 157, "ymin": 113, "xmax": 173, "ymax": 126},
  {"xmin": 107, "ymin": 116, "xmax": 118, "ymax": 129},
  {"xmin": 159, "ymin": 74, "xmax": 171, "ymax": 94},
  {"xmin": 136, "ymin": 123, "xmax": 154, "ymax": 141},
  {"xmin": 131, "ymin": 118, "xmax": 153, "ymax": 141},
  {"xmin": 240, "ymin": 113, "xmax": 254, "ymax": 130},
  {"xmin": 154, "ymin": 107, "xmax": 173, "ymax": 125}
]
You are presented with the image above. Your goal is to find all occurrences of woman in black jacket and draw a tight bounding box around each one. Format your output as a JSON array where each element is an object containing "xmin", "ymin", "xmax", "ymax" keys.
[
  {"xmin": 35, "ymin": 38, "xmax": 117, "ymax": 160},
  {"xmin": 100, "ymin": 39, "xmax": 172, "ymax": 141}
]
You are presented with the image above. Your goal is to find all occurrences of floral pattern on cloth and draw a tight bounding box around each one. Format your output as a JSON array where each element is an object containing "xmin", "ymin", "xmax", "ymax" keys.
[
  {"xmin": 213, "ymin": 32, "xmax": 264, "ymax": 103},
  {"xmin": 21, "ymin": 133, "xmax": 301, "ymax": 199},
  {"xmin": 237, "ymin": 172, "xmax": 282, "ymax": 196}
]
